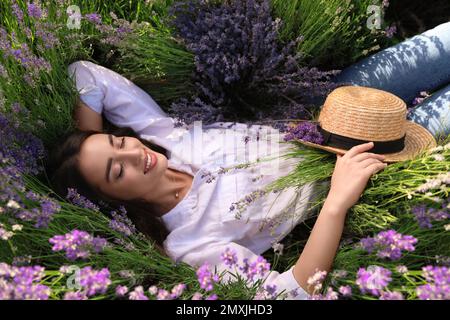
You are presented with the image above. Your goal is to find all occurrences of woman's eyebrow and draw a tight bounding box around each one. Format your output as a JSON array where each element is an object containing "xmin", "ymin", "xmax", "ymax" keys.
[{"xmin": 105, "ymin": 134, "xmax": 114, "ymax": 183}]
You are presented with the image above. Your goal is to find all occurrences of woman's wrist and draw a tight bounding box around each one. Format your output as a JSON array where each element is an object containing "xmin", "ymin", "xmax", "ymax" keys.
[{"xmin": 321, "ymin": 197, "xmax": 348, "ymax": 217}]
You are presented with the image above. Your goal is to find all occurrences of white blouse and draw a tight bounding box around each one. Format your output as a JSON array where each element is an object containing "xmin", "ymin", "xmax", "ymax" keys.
[{"xmin": 68, "ymin": 61, "xmax": 330, "ymax": 300}]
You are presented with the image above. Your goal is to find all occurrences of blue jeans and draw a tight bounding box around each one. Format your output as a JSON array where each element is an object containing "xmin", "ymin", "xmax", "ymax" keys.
[{"xmin": 328, "ymin": 22, "xmax": 450, "ymax": 142}]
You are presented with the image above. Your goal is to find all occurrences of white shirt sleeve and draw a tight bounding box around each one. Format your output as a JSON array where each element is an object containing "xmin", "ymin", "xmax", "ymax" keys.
[
  {"xmin": 67, "ymin": 60, "xmax": 176, "ymax": 138},
  {"xmin": 181, "ymin": 242, "xmax": 310, "ymax": 300}
]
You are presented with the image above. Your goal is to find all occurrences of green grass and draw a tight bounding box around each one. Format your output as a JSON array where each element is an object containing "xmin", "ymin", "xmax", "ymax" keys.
[{"xmin": 272, "ymin": 0, "xmax": 398, "ymax": 69}]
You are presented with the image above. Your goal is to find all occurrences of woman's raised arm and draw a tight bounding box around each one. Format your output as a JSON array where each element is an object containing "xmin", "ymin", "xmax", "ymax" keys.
[
  {"xmin": 67, "ymin": 60, "xmax": 176, "ymax": 138},
  {"xmin": 73, "ymin": 97, "xmax": 103, "ymax": 132}
]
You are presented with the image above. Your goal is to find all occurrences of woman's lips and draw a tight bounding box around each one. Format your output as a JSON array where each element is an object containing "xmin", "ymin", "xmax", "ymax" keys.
[{"xmin": 144, "ymin": 150, "xmax": 157, "ymax": 174}]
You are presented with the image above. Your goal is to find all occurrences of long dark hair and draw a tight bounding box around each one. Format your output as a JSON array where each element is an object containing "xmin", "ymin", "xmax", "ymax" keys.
[{"xmin": 47, "ymin": 126, "xmax": 170, "ymax": 249}]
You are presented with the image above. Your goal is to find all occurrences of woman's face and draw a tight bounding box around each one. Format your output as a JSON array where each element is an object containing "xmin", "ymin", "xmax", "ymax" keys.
[{"xmin": 78, "ymin": 133, "xmax": 167, "ymax": 201}]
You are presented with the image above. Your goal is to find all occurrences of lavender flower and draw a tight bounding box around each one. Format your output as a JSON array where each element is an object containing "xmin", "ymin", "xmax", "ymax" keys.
[
  {"xmin": 411, "ymin": 203, "xmax": 449, "ymax": 229},
  {"xmin": 309, "ymin": 287, "xmax": 339, "ymax": 300},
  {"xmin": 0, "ymin": 112, "xmax": 45, "ymax": 175},
  {"xmin": 196, "ymin": 262, "xmax": 219, "ymax": 291},
  {"xmin": 66, "ymin": 188, "xmax": 100, "ymax": 211},
  {"xmin": 283, "ymin": 121, "xmax": 325, "ymax": 144},
  {"xmin": 356, "ymin": 266, "xmax": 392, "ymax": 296},
  {"xmin": 84, "ymin": 13, "xmax": 102, "ymax": 25},
  {"xmin": 13, "ymin": 195, "xmax": 60, "ymax": 228},
  {"xmin": 63, "ymin": 291, "xmax": 87, "ymax": 300},
  {"xmin": 229, "ymin": 189, "xmax": 267, "ymax": 219},
  {"xmin": 129, "ymin": 286, "xmax": 149, "ymax": 300},
  {"xmin": 169, "ymin": 0, "xmax": 338, "ymax": 125},
  {"xmin": 385, "ymin": 25, "xmax": 397, "ymax": 38},
  {"xmin": 0, "ymin": 263, "xmax": 51, "ymax": 300},
  {"xmin": 49, "ymin": 230, "xmax": 108, "ymax": 260},
  {"xmin": 360, "ymin": 230, "xmax": 417, "ymax": 260},
  {"xmin": 339, "ymin": 285, "xmax": 352, "ymax": 297},
  {"xmin": 170, "ymin": 283, "xmax": 187, "ymax": 299},
  {"xmin": 109, "ymin": 206, "xmax": 137, "ymax": 237},
  {"xmin": 221, "ymin": 247, "xmax": 238, "ymax": 268},
  {"xmin": 27, "ymin": 2, "xmax": 43, "ymax": 19},
  {"xmin": 416, "ymin": 266, "xmax": 450, "ymax": 300},
  {"xmin": 191, "ymin": 292, "xmax": 203, "ymax": 300},
  {"xmin": 78, "ymin": 267, "xmax": 111, "ymax": 297},
  {"xmin": 239, "ymin": 256, "xmax": 271, "ymax": 281},
  {"xmin": 379, "ymin": 291, "xmax": 404, "ymax": 300},
  {"xmin": 307, "ymin": 269, "xmax": 328, "ymax": 292},
  {"xmin": 115, "ymin": 285, "xmax": 129, "ymax": 297}
]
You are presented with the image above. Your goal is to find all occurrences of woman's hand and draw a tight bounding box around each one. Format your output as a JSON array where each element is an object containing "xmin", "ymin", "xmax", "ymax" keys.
[{"xmin": 325, "ymin": 142, "xmax": 387, "ymax": 212}]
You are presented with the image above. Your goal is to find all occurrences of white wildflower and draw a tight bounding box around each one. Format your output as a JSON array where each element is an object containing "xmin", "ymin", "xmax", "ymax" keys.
[
  {"xmin": 12, "ymin": 224, "xmax": 23, "ymax": 231},
  {"xmin": 432, "ymin": 154, "xmax": 445, "ymax": 161},
  {"xmin": 6, "ymin": 200, "xmax": 20, "ymax": 209},
  {"xmin": 396, "ymin": 265, "xmax": 409, "ymax": 274},
  {"xmin": 272, "ymin": 242, "xmax": 284, "ymax": 255},
  {"xmin": 429, "ymin": 145, "xmax": 443, "ymax": 153}
]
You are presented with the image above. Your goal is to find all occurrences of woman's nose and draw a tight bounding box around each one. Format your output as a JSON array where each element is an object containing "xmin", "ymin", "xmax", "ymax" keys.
[{"xmin": 116, "ymin": 147, "xmax": 141, "ymax": 167}]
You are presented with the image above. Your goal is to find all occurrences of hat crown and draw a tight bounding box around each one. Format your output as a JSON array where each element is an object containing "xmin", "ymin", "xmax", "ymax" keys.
[{"xmin": 319, "ymin": 86, "xmax": 407, "ymax": 142}]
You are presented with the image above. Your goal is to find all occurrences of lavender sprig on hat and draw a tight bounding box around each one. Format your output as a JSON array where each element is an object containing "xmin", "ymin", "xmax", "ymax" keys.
[{"xmin": 283, "ymin": 121, "xmax": 325, "ymax": 145}]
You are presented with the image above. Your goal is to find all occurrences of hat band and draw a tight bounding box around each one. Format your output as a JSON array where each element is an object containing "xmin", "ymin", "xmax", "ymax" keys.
[{"xmin": 317, "ymin": 125, "xmax": 406, "ymax": 154}]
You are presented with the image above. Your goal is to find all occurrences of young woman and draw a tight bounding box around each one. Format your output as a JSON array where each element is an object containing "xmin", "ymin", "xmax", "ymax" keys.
[{"xmin": 49, "ymin": 22, "xmax": 449, "ymax": 299}]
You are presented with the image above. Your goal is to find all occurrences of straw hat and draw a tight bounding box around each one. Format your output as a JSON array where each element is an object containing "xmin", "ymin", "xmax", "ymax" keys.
[{"xmin": 294, "ymin": 86, "xmax": 437, "ymax": 163}]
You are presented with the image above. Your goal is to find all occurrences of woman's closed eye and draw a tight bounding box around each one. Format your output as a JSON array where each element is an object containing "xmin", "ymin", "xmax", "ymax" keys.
[{"xmin": 117, "ymin": 137, "xmax": 125, "ymax": 180}]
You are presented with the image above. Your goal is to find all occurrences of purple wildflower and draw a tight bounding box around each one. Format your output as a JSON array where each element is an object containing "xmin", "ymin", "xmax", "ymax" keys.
[
  {"xmin": 283, "ymin": 121, "xmax": 325, "ymax": 144},
  {"xmin": 205, "ymin": 294, "xmax": 218, "ymax": 300},
  {"xmin": 78, "ymin": 267, "xmax": 111, "ymax": 297},
  {"xmin": 84, "ymin": 13, "xmax": 102, "ymax": 24},
  {"xmin": 157, "ymin": 289, "xmax": 171, "ymax": 300},
  {"xmin": 309, "ymin": 287, "xmax": 339, "ymax": 300},
  {"xmin": 66, "ymin": 188, "xmax": 100, "ymax": 211},
  {"xmin": 0, "ymin": 263, "xmax": 51, "ymax": 300},
  {"xmin": 13, "ymin": 196, "xmax": 60, "ymax": 228},
  {"xmin": 170, "ymin": 283, "xmax": 186, "ymax": 299},
  {"xmin": 0, "ymin": 112, "xmax": 45, "ymax": 175},
  {"xmin": 63, "ymin": 291, "xmax": 87, "ymax": 300},
  {"xmin": 196, "ymin": 262, "xmax": 219, "ymax": 291},
  {"xmin": 411, "ymin": 203, "xmax": 449, "ymax": 229},
  {"xmin": 129, "ymin": 286, "xmax": 149, "ymax": 300},
  {"xmin": 49, "ymin": 229, "xmax": 108, "ymax": 260},
  {"xmin": 385, "ymin": 25, "xmax": 397, "ymax": 38},
  {"xmin": 115, "ymin": 285, "xmax": 129, "ymax": 297},
  {"xmin": 356, "ymin": 266, "xmax": 392, "ymax": 296},
  {"xmin": 109, "ymin": 206, "xmax": 137, "ymax": 237},
  {"xmin": 339, "ymin": 285, "xmax": 352, "ymax": 297},
  {"xmin": 27, "ymin": 2, "xmax": 43, "ymax": 19},
  {"xmin": 307, "ymin": 269, "xmax": 328, "ymax": 292},
  {"xmin": 416, "ymin": 266, "xmax": 450, "ymax": 300},
  {"xmin": 221, "ymin": 247, "xmax": 238, "ymax": 268},
  {"xmin": 360, "ymin": 230, "xmax": 417, "ymax": 260},
  {"xmin": 169, "ymin": 0, "xmax": 338, "ymax": 125},
  {"xmin": 191, "ymin": 292, "xmax": 203, "ymax": 300},
  {"xmin": 379, "ymin": 291, "xmax": 404, "ymax": 300}
]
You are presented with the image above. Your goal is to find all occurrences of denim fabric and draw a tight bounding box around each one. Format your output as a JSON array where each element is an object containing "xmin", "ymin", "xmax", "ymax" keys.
[{"xmin": 328, "ymin": 22, "xmax": 450, "ymax": 140}]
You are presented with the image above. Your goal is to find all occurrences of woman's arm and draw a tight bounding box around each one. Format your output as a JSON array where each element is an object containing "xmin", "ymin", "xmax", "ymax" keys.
[
  {"xmin": 293, "ymin": 142, "xmax": 388, "ymax": 295},
  {"xmin": 68, "ymin": 60, "xmax": 175, "ymax": 138},
  {"xmin": 73, "ymin": 97, "xmax": 103, "ymax": 132}
]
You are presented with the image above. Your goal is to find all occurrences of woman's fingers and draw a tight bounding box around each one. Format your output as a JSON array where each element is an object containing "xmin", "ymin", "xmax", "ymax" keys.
[
  {"xmin": 353, "ymin": 152, "xmax": 386, "ymax": 163},
  {"xmin": 359, "ymin": 157, "xmax": 383, "ymax": 168},
  {"xmin": 344, "ymin": 142, "xmax": 375, "ymax": 159},
  {"xmin": 365, "ymin": 161, "xmax": 388, "ymax": 175}
]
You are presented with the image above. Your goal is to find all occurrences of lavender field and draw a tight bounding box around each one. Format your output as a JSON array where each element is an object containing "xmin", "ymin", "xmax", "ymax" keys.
[{"xmin": 0, "ymin": 0, "xmax": 449, "ymax": 301}]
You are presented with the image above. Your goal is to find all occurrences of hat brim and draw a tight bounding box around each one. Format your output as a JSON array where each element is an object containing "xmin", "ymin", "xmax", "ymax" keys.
[{"xmin": 294, "ymin": 121, "xmax": 437, "ymax": 163}]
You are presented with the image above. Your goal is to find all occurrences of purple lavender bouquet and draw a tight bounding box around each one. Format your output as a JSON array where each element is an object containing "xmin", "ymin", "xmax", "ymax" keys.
[
  {"xmin": 169, "ymin": 0, "xmax": 338, "ymax": 125},
  {"xmin": 283, "ymin": 121, "xmax": 325, "ymax": 145}
]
